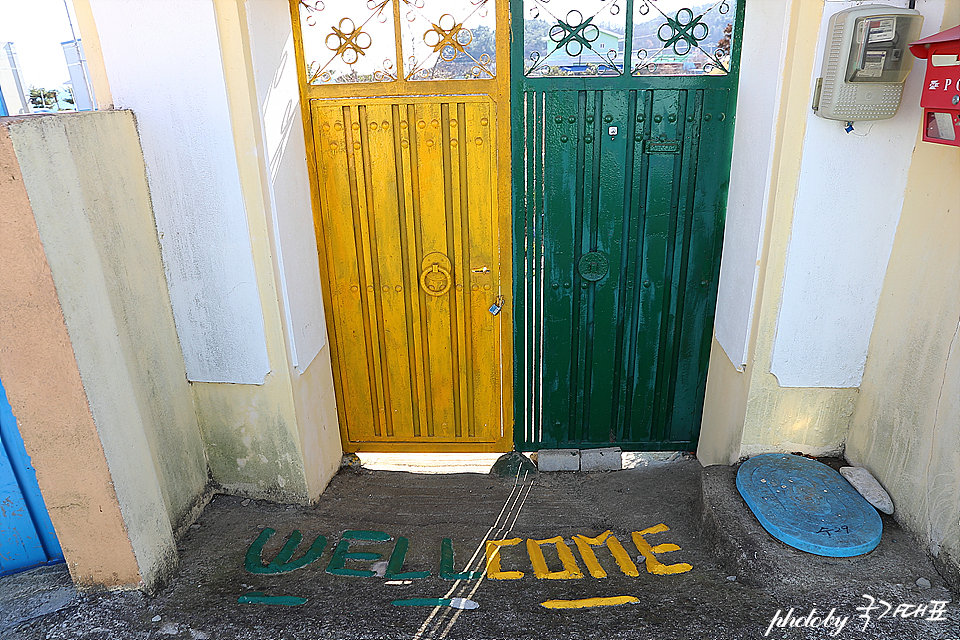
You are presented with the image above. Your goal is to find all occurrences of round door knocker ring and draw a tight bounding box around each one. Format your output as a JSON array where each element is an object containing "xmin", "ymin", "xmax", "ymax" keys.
[
  {"xmin": 420, "ymin": 252, "xmax": 453, "ymax": 297},
  {"xmin": 578, "ymin": 251, "xmax": 609, "ymax": 282}
]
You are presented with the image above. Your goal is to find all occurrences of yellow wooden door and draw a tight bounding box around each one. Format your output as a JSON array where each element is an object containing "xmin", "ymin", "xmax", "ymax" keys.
[{"xmin": 291, "ymin": 0, "xmax": 511, "ymax": 452}]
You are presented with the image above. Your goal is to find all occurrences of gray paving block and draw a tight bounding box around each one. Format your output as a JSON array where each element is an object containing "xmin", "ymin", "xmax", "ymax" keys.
[
  {"xmin": 0, "ymin": 563, "xmax": 77, "ymax": 633},
  {"xmin": 580, "ymin": 447, "xmax": 622, "ymax": 472},
  {"xmin": 536, "ymin": 448, "xmax": 580, "ymax": 471}
]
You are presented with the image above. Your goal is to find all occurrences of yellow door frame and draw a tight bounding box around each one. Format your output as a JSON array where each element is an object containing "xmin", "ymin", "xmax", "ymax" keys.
[{"xmin": 289, "ymin": 0, "xmax": 512, "ymax": 453}]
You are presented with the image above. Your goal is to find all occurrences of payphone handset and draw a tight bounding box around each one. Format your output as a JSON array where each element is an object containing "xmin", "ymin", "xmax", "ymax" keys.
[{"xmin": 813, "ymin": 5, "xmax": 924, "ymax": 122}]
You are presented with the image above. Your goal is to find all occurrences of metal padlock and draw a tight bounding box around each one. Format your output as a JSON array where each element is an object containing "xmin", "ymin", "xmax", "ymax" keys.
[{"xmin": 489, "ymin": 295, "xmax": 504, "ymax": 316}]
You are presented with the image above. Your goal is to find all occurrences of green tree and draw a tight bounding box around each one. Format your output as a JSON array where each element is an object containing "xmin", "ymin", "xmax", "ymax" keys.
[
  {"xmin": 524, "ymin": 19, "xmax": 551, "ymax": 66},
  {"xmin": 716, "ymin": 23, "xmax": 732, "ymax": 58},
  {"xmin": 28, "ymin": 87, "xmax": 59, "ymax": 110}
]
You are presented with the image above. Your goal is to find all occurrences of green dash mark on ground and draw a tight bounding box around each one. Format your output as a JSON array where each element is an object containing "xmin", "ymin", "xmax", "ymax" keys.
[
  {"xmin": 237, "ymin": 592, "xmax": 307, "ymax": 606},
  {"xmin": 392, "ymin": 598, "xmax": 479, "ymax": 610}
]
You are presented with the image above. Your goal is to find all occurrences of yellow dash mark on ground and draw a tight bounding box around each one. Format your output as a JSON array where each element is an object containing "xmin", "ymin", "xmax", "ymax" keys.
[
  {"xmin": 540, "ymin": 596, "xmax": 640, "ymax": 609},
  {"xmin": 526, "ymin": 536, "xmax": 583, "ymax": 579},
  {"xmin": 572, "ymin": 531, "xmax": 639, "ymax": 578},
  {"xmin": 486, "ymin": 538, "xmax": 524, "ymax": 579},
  {"xmin": 631, "ymin": 524, "xmax": 693, "ymax": 575}
]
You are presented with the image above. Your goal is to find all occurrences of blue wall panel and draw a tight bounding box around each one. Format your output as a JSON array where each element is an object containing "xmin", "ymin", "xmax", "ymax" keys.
[{"xmin": 0, "ymin": 376, "xmax": 63, "ymax": 576}]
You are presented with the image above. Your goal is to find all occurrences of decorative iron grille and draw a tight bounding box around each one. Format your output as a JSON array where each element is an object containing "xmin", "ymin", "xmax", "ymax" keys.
[
  {"xmin": 633, "ymin": 0, "xmax": 735, "ymax": 75},
  {"xmin": 520, "ymin": 0, "xmax": 737, "ymax": 78},
  {"xmin": 298, "ymin": 0, "xmax": 497, "ymax": 84},
  {"xmin": 523, "ymin": 0, "xmax": 626, "ymax": 77},
  {"xmin": 400, "ymin": 0, "xmax": 496, "ymax": 80}
]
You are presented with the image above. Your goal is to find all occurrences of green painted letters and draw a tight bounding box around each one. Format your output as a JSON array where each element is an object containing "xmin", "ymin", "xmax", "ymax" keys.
[
  {"xmin": 385, "ymin": 536, "xmax": 430, "ymax": 579},
  {"xmin": 326, "ymin": 530, "xmax": 390, "ymax": 577},
  {"xmin": 244, "ymin": 528, "xmax": 327, "ymax": 574},
  {"xmin": 440, "ymin": 538, "xmax": 483, "ymax": 580}
]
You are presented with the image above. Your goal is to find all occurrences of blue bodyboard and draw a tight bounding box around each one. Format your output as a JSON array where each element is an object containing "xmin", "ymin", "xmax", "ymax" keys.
[{"xmin": 736, "ymin": 454, "xmax": 882, "ymax": 557}]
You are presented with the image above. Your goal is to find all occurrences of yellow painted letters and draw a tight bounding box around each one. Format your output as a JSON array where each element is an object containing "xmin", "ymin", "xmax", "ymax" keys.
[
  {"xmin": 485, "ymin": 538, "xmax": 524, "ymax": 579},
  {"xmin": 572, "ymin": 531, "xmax": 639, "ymax": 578},
  {"xmin": 526, "ymin": 536, "xmax": 583, "ymax": 580},
  {"xmin": 631, "ymin": 524, "xmax": 693, "ymax": 575}
]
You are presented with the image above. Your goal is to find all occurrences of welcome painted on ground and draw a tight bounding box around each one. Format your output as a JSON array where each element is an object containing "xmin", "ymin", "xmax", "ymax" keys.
[{"xmin": 239, "ymin": 525, "xmax": 692, "ymax": 609}]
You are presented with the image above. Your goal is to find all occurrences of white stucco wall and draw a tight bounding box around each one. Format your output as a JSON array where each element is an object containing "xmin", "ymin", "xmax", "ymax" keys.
[
  {"xmin": 771, "ymin": 0, "xmax": 944, "ymax": 388},
  {"xmin": 87, "ymin": 0, "xmax": 270, "ymax": 384},
  {"xmin": 714, "ymin": 1, "xmax": 793, "ymax": 370},
  {"xmin": 247, "ymin": 0, "xmax": 327, "ymax": 373}
]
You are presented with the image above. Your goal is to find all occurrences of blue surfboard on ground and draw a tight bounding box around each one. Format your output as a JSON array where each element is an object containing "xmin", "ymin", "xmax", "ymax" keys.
[{"xmin": 736, "ymin": 454, "xmax": 882, "ymax": 557}]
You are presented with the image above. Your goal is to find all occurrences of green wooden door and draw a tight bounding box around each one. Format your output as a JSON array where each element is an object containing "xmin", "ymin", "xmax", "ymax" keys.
[{"xmin": 512, "ymin": 0, "xmax": 743, "ymax": 451}]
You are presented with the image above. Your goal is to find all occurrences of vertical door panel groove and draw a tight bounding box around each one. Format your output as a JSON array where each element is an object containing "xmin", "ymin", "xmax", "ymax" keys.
[
  {"xmin": 342, "ymin": 105, "xmax": 383, "ymax": 437},
  {"xmin": 567, "ymin": 90, "xmax": 586, "ymax": 444},
  {"xmin": 391, "ymin": 103, "xmax": 422, "ymax": 438},
  {"xmin": 610, "ymin": 89, "xmax": 640, "ymax": 442},
  {"xmin": 441, "ymin": 102, "xmax": 464, "ymax": 439},
  {"xmin": 358, "ymin": 105, "xmax": 396, "ymax": 438}
]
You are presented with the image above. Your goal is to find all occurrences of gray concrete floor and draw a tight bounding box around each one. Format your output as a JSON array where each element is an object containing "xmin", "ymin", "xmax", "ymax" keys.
[{"xmin": 3, "ymin": 457, "xmax": 958, "ymax": 640}]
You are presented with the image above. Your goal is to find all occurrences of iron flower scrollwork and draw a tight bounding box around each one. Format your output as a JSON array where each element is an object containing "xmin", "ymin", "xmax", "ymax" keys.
[
  {"xmin": 300, "ymin": 0, "xmax": 397, "ymax": 85},
  {"xmin": 401, "ymin": 0, "xmax": 496, "ymax": 81},
  {"xmin": 632, "ymin": 0, "xmax": 736, "ymax": 76},
  {"xmin": 657, "ymin": 8, "xmax": 708, "ymax": 56},
  {"xmin": 523, "ymin": 0, "xmax": 626, "ymax": 77}
]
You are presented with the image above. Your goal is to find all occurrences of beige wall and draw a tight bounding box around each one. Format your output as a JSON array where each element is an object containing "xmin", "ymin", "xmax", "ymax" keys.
[
  {"xmin": 5, "ymin": 112, "xmax": 211, "ymax": 590},
  {"xmin": 242, "ymin": 0, "xmax": 344, "ymax": 496},
  {"xmin": 845, "ymin": 109, "xmax": 960, "ymax": 588},
  {"xmin": 701, "ymin": 0, "xmax": 960, "ymax": 584},
  {"xmin": 291, "ymin": 344, "xmax": 343, "ymax": 500},
  {"xmin": 201, "ymin": 0, "xmax": 342, "ymax": 501},
  {"xmin": 700, "ymin": 0, "xmax": 852, "ymax": 464},
  {"xmin": 0, "ymin": 118, "xmax": 141, "ymax": 589},
  {"xmin": 59, "ymin": 0, "xmax": 341, "ymax": 511},
  {"xmin": 698, "ymin": 337, "xmax": 749, "ymax": 465}
]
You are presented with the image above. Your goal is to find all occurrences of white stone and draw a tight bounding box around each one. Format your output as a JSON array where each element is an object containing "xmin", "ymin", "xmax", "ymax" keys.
[
  {"xmin": 537, "ymin": 449, "xmax": 580, "ymax": 472},
  {"xmin": 840, "ymin": 466, "xmax": 894, "ymax": 514},
  {"xmin": 450, "ymin": 598, "xmax": 479, "ymax": 610},
  {"xmin": 916, "ymin": 577, "xmax": 931, "ymax": 589},
  {"xmin": 580, "ymin": 447, "xmax": 623, "ymax": 472}
]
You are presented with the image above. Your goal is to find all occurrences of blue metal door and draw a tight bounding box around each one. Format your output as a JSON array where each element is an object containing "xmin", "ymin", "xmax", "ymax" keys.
[{"xmin": 0, "ymin": 376, "xmax": 63, "ymax": 576}]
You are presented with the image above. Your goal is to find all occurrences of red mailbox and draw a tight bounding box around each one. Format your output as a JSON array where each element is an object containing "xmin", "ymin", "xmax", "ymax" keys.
[{"xmin": 910, "ymin": 25, "xmax": 960, "ymax": 146}]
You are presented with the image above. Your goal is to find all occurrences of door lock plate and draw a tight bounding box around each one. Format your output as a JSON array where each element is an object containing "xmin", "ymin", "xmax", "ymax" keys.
[{"xmin": 578, "ymin": 251, "xmax": 610, "ymax": 282}]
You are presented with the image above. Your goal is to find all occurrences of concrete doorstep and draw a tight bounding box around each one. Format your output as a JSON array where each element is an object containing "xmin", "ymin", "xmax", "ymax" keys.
[{"xmin": 535, "ymin": 447, "xmax": 624, "ymax": 472}]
